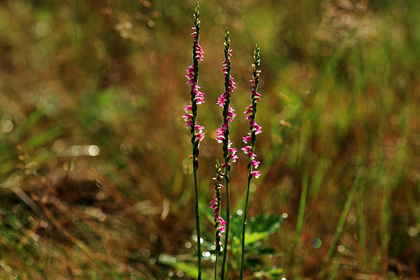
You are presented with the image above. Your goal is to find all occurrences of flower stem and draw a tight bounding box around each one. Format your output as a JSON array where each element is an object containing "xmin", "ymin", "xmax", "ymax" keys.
[
  {"xmin": 193, "ymin": 164, "xmax": 201, "ymax": 279},
  {"xmin": 239, "ymin": 173, "xmax": 251, "ymax": 279},
  {"xmin": 214, "ymin": 253, "xmax": 218, "ymax": 280},
  {"xmin": 220, "ymin": 175, "xmax": 230, "ymax": 280},
  {"xmin": 219, "ymin": 29, "xmax": 235, "ymax": 280},
  {"xmin": 190, "ymin": 4, "xmax": 203, "ymax": 279}
]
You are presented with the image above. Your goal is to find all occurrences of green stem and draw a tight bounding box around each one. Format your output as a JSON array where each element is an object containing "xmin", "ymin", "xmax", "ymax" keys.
[
  {"xmin": 214, "ymin": 248, "xmax": 218, "ymax": 280},
  {"xmin": 214, "ymin": 256, "xmax": 217, "ymax": 280},
  {"xmin": 221, "ymin": 176, "xmax": 230, "ymax": 280},
  {"xmin": 193, "ymin": 165, "xmax": 202, "ymax": 280},
  {"xmin": 239, "ymin": 173, "xmax": 252, "ymax": 279}
]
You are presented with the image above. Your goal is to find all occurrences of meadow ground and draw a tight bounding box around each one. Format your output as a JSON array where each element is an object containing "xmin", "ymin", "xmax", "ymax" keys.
[{"xmin": 0, "ymin": 0, "xmax": 420, "ymax": 279}]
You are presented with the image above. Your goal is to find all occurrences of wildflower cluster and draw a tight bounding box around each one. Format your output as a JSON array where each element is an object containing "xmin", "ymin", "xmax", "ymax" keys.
[{"xmin": 183, "ymin": 6, "xmax": 263, "ymax": 279}]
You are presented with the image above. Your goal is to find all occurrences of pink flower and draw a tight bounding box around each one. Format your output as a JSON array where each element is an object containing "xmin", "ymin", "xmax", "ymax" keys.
[
  {"xmin": 192, "ymin": 84, "xmax": 205, "ymax": 105},
  {"xmin": 194, "ymin": 125, "xmax": 205, "ymax": 143},
  {"xmin": 215, "ymin": 123, "xmax": 228, "ymax": 143},
  {"xmin": 250, "ymin": 160, "xmax": 260, "ymax": 168},
  {"xmin": 185, "ymin": 66, "xmax": 194, "ymax": 84},
  {"xmin": 230, "ymin": 153, "xmax": 239, "ymax": 162},
  {"xmin": 251, "ymin": 170, "xmax": 261, "ymax": 178},
  {"xmin": 221, "ymin": 162, "xmax": 230, "ymax": 168},
  {"xmin": 249, "ymin": 152, "xmax": 256, "ymax": 160},
  {"xmin": 195, "ymin": 42, "xmax": 204, "ymax": 61},
  {"xmin": 252, "ymin": 122, "xmax": 262, "ymax": 134},
  {"xmin": 182, "ymin": 113, "xmax": 193, "ymax": 127},
  {"xmin": 242, "ymin": 133, "xmax": 251, "ymax": 143},
  {"xmin": 227, "ymin": 107, "xmax": 236, "ymax": 122},
  {"xmin": 196, "ymin": 132, "xmax": 205, "ymax": 142},
  {"xmin": 217, "ymin": 92, "xmax": 228, "ymax": 107},
  {"xmin": 218, "ymin": 217, "xmax": 227, "ymax": 233},
  {"xmin": 241, "ymin": 146, "xmax": 251, "ymax": 154}
]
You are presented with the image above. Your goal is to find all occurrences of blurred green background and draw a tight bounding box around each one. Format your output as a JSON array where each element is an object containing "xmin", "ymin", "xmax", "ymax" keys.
[{"xmin": 1, "ymin": 0, "xmax": 420, "ymax": 279}]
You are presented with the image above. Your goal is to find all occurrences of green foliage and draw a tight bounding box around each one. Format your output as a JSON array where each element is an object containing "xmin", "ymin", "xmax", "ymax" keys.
[{"xmin": 230, "ymin": 212, "xmax": 284, "ymax": 276}]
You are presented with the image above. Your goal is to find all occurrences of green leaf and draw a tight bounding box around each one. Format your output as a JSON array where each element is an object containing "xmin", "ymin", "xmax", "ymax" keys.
[
  {"xmin": 249, "ymin": 212, "xmax": 284, "ymax": 235},
  {"xmin": 244, "ymin": 231, "xmax": 271, "ymax": 246},
  {"xmin": 22, "ymin": 126, "xmax": 61, "ymax": 151},
  {"xmin": 170, "ymin": 262, "xmax": 212, "ymax": 280},
  {"xmin": 231, "ymin": 212, "xmax": 284, "ymax": 248}
]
